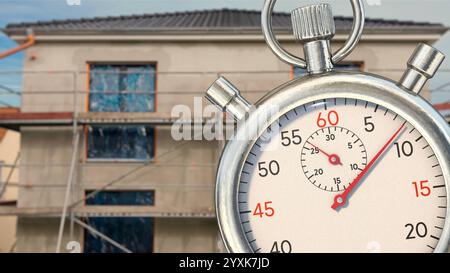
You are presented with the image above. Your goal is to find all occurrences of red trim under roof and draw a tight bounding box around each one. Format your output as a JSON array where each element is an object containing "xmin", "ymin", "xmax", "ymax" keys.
[
  {"xmin": 434, "ymin": 102, "xmax": 450, "ymax": 111},
  {"xmin": 0, "ymin": 111, "xmax": 73, "ymax": 120}
]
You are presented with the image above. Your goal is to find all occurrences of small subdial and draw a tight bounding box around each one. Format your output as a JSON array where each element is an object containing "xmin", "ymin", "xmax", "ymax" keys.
[{"xmin": 301, "ymin": 126, "xmax": 367, "ymax": 192}]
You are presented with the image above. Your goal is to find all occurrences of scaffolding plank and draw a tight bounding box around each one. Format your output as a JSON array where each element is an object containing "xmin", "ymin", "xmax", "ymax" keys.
[
  {"xmin": 76, "ymin": 205, "xmax": 216, "ymax": 218},
  {"xmin": 0, "ymin": 111, "xmax": 228, "ymax": 128},
  {"xmin": 78, "ymin": 112, "xmax": 213, "ymax": 126},
  {"xmin": 0, "ymin": 206, "xmax": 61, "ymax": 216},
  {"xmin": 0, "ymin": 205, "xmax": 215, "ymax": 218},
  {"xmin": 0, "ymin": 111, "xmax": 73, "ymax": 130}
]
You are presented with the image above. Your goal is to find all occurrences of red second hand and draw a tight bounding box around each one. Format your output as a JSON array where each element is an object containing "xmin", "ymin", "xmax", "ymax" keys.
[{"xmin": 331, "ymin": 122, "xmax": 407, "ymax": 210}]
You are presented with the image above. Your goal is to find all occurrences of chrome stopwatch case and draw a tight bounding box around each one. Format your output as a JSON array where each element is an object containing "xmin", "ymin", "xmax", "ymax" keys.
[{"xmin": 205, "ymin": 0, "xmax": 450, "ymax": 253}]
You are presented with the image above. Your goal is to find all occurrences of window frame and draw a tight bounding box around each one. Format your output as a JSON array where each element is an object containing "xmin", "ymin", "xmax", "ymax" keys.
[
  {"xmin": 84, "ymin": 189, "xmax": 156, "ymax": 206},
  {"xmin": 82, "ymin": 189, "xmax": 156, "ymax": 253},
  {"xmin": 85, "ymin": 125, "xmax": 157, "ymax": 163},
  {"xmin": 84, "ymin": 62, "xmax": 158, "ymax": 163},
  {"xmin": 85, "ymin": 62, "xmax": 158, "ymax": 113}
]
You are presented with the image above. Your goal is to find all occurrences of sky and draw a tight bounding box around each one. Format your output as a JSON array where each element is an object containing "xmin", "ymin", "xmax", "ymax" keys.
[{"xmin": 0, "ymin": 0, "xmax": 449, "ymax": 105}]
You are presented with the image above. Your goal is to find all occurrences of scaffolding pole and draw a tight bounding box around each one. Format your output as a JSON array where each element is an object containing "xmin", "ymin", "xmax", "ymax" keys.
[
  {"xmin": 73, "ymin": 217, "xmax": 132, "ymax": 253},
  {"xmin": 55, "ymin": 131, "xmax": 80, "ymax": 253},
  {"xmin": 0, "ymin": 152, "xmax": 20, "ymax": 199},
  {"xmin": 69, "ymin": 128, "xmax": 207, "ymax": 209}
]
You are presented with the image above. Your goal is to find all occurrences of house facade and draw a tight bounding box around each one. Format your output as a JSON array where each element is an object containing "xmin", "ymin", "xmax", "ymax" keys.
[
  {"xmin": 0, "ymin": 108, "xmax": 20, "ymax": 252},
  {"xmin": 0, "ymin": 9, "xmax": 448, "ymax": 252}
]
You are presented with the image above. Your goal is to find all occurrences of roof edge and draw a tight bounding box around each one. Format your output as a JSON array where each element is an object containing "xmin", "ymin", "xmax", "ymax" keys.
[
  {"xmin": 3, "ymin": 8, "xmax": 290, "ymax": 29},
  {"xmin": 4, "ymin": 33, "xmax": 445, "ymax": 46},
  {"xmin": 3, "ymin": 26, "xmax": 449, "ymax": 38},
  {"xmin": 3, "ymin": 8, "xmax": 447, "ymax": 36}
]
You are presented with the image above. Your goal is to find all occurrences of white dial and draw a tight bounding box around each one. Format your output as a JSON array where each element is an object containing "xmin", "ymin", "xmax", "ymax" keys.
[
  {"xmin": 301, "ymin": 126, "xmax": 367, "ymax": 192},
  {"xmin": 238, "ymin": 98, "xmax": 447, "ymax": 253}
]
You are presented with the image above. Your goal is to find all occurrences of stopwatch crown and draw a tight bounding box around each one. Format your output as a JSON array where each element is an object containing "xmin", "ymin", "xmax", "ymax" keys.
[{"xmin": 291, "ymin": 4, "xmax": 336, "ymax": 43}]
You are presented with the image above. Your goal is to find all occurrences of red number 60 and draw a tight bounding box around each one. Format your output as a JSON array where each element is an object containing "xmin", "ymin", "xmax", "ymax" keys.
[{"xmin": 317, "ymin": 110, "xmax": 339, "ymax": 128}]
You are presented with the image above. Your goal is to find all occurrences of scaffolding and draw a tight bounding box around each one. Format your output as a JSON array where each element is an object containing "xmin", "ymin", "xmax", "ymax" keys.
[
  {"xmin": 0, "ymin": 68, "xmax": 448, "ymax": 253},
  {"xmin": 0, "ymin": 69, "xmax": 299, "ymax": 253}
]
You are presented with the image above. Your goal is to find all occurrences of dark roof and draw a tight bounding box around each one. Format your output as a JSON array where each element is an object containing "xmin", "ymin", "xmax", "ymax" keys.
[{"xmin": 3, "ymin": 9, "xmax": 448, "ymax": 36}]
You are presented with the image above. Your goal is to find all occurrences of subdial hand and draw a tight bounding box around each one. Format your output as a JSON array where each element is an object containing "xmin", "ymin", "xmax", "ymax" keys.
[{"xmin": 306, "ymin": 141, "xmax": 343, "ymax": 166}]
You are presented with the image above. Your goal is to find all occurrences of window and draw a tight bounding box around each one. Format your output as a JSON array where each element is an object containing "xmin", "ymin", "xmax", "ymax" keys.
[
  {"xmin": 87, "ymin": 126, "xmax": 155, "ymax": 160},
  {"xmin": 85, "ymin": 190, "xmax": 155, "ymax": 206},
  {"xmin": 89, "ymin": 64, "xmax": 156, "ymax": 112},
  {"xmin": 87, "ymin": 64, "xmax": 156, "ymax": 161},
  {"xmin": 292, "ymin": 63, "xmax": 363, "ymax": 79},
  {"xmin": 84, "ymin": 190, "xmax": 154, "ymax": 253}
]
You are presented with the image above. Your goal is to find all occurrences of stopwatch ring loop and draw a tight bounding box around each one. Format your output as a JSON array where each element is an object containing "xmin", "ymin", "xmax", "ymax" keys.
[{"xmin": 261, "ymin": 0, "xmax": 365, "ymax": 68}]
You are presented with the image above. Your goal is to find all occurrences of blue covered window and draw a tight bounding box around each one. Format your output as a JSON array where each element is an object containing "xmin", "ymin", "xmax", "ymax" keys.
[
  {"xmin": 87, "ymin": 64, "xmax": 156, "ymax": 160},
  {"xmin": 87, "ymin": 126, "xmax": 155, "ymax": 160},
  {"xmin": 84, "ymin": 190, "xmax": 154, "ymax": 253},
  {"xmin": 89, "ymin": 64, "xmax": 156, "ymax": 112},
  {"xmin": 293, "ymin": 63, "xmax": 362, "ymax": 78},
  {"xmin": 85, "ymin": 190, "xmax": 155, "ymax": 206}
]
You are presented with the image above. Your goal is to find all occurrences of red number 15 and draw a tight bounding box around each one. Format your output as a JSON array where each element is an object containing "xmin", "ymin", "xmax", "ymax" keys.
[{"xmin": 412, "ymin": 180, "xmax": 431, "ymax": 197}]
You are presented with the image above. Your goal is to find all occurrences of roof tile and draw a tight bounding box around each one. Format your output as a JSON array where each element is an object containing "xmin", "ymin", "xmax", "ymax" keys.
[{"xmin": 3, "ymin": 9, "xmax": 447, "ymax": 35}]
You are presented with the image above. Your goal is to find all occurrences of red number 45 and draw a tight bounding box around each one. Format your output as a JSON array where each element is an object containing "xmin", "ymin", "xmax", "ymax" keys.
[
  {"xmin": 412, "ymin": 180, "xmax": 431, "ymax": 197},
  {"xmin": 253, "ymin": 201, "xmax": 275, "ymax": 218}
]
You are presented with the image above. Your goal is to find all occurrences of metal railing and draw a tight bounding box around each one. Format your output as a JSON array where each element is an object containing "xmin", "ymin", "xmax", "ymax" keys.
[{"xmin": 0, "ymin": 69, "xmax": 448, "ymax": 110}]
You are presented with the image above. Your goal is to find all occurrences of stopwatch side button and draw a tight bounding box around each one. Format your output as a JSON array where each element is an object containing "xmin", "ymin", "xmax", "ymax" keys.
[
  {"xmin": 399, "ymin": 43, "xmax": 445, "ymax": 94},
  {"xmin": 205, "ymin": 77, "xmax": 252, "ymax": 121}
]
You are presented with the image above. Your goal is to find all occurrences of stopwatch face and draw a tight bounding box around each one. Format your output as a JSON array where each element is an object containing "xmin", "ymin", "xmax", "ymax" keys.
[{"xmin": 238, "ymin": 98, "xmax": 447, "ymax": 253}]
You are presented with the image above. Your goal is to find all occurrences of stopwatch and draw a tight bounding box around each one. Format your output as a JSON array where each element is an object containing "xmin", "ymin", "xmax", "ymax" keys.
[{"xmin": 205, "ymin": 0, "xmax": 450, "ymax": 253}]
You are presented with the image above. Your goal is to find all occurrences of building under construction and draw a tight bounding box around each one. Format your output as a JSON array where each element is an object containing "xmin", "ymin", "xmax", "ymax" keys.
[{"xmin": 0, "ymin": 9, "xmax": 448, "ymax": 253}]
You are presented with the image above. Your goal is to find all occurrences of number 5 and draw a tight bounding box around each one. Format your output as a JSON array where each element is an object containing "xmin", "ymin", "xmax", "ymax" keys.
[{"xmin": 364, "ymin": 116, "xmax": 375, "ymax": 132}]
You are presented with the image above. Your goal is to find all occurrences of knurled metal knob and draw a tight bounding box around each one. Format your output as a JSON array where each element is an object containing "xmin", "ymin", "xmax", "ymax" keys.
[{"xmin": 291, "ymin": 4, "xmax": 336, "ymax": 43}]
